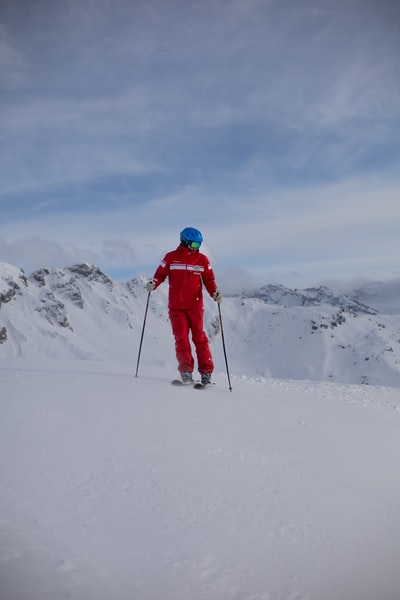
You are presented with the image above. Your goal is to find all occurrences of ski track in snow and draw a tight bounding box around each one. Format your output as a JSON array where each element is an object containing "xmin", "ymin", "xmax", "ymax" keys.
[{"xmin": 1, "ymin": 358, "xmax": 400, "ymax": 600}]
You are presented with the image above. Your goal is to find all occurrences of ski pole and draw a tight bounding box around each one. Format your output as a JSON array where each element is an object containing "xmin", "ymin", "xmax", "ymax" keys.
[
  {"xmin": 135, "ymin": 290, "xmax": 151, "ymax": 377},
  {"xmin": 218, "ymin": 303, "xmax": 232, "ymax": 391}
]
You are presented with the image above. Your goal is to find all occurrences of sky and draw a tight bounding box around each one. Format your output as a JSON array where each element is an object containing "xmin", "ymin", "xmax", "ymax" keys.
[{"xmin": 1, "ymin": 0, "xmax": 400, "ymax": 291}]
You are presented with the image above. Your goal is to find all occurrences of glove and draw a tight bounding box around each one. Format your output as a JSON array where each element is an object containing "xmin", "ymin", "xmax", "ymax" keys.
[
  {"xmin": 213, "ymin": 290, "xmax": 223, "ymax": 303},
  {"xmin": 145, "ymin": 279, "xmax": 156, "ymax": 292}
]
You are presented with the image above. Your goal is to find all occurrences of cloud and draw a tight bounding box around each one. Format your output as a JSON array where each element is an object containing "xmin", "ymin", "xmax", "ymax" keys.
[
  {"xmin": 1, "ymin": 0, "xmax": 399, "ymax": 287},
  {"xmin": 0, "ymin": 25, "xmax": 28, "ymax": 90},
  {"xmin": 217, "ymin": 267, "xmax": 260, "ymax": 295},
  {"xmin": 1, "ymin": 170, "xmax": 399, "ymax": 286},
  {"xmin": 102, "ymin": 239, "xmax": 135, "ymax": 263},
  {"xmin": 0, "ymin": 235, "xmax": 136, "ymax": 275},
  {"xmin": 1, "ymin": 0, "xmax": 399, "ymax": 198},
  {"xmin": 0, "ymin": 237, "xmax": 96, "ymax": 272}
]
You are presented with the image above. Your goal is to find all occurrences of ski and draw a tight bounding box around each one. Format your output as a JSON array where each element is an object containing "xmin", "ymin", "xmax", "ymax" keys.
[
  {"xmin": 193, "ymin": 382, "xmax": 214, "ymax": 390},
  {"xmin": 171, "ymin": 379, "xmax": 214, "ymax": 389}
]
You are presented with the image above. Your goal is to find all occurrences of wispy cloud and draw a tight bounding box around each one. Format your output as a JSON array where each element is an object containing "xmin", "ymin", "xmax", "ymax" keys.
[
  {"xmin": 1, "ymin": 0, "xmax": 399, "ymax": 286},
  {"xmin": 1, "ymin": 171, "xmax": 398, "ymax": 286}
]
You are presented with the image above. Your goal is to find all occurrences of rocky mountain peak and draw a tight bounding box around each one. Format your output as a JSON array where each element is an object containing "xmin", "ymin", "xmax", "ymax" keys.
[{"xmin": 66, "ymin": 263, "xmax": 113, "ymax": 287}]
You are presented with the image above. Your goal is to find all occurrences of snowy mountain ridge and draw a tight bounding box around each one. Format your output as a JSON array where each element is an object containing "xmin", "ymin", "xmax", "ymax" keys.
[
  {"xmin": 1, "ymin": 261, "xmax": 399, "ymax": 387},
  {"xmin": 242, "ymin": 283, "xmax": 378, "ymax": 314}
]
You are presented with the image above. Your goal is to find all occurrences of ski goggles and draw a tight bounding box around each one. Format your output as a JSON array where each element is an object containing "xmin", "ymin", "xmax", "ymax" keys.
[{"xmin": 188, "ymin": 240, "xmax": 201, "ymax": 249}]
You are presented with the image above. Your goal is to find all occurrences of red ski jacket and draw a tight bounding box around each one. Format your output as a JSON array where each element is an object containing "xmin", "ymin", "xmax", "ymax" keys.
[{"xmin": 152, "ymin": 245, "xmax": 218, "ymax": 310}]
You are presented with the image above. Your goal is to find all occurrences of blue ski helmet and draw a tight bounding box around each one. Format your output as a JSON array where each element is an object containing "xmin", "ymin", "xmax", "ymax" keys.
[{"xmin": 180, "ymin": 227, "xmax": 203, "ymax": 249}]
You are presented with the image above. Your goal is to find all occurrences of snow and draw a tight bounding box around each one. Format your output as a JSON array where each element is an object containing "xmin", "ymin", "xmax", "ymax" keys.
[
  {"xmin": 1, "ymin": 357, "xmax": 400, "ymax": 600},
  {"xmin": 1, "ymin": 262, "xmax": 400, "ymax": 387},
  {"xmin": 1, "ymin": 262, "xmax": 400, "ymax": 598}
]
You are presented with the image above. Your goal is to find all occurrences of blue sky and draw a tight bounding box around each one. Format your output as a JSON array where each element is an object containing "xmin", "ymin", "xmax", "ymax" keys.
[{"xmin": 1, "ymin": 0, "xmax": 399, "ymax": 291}]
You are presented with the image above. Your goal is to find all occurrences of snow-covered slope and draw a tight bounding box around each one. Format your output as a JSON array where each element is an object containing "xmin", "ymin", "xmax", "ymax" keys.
[
  {"xmin": 2, "ymin": 262, "xmax": 400, "ymax": 598},
  {"xmin": 1, "ymin": 262, "xmax": 399, "ymax": 387},
  {"xmin": 1, "ymin": 358, "xmax": 400, "ymax": 600}
]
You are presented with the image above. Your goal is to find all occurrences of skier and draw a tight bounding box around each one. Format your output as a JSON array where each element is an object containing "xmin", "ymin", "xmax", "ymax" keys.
[{"xmin": 145, "ymin": 227, "xmax": 222, "ymax": 386}]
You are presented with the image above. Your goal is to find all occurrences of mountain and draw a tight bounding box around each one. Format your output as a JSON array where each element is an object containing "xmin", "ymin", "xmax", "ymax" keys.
[{"xmin": 1, "ymin": 262, "xmax": 400, "ymax": 387}]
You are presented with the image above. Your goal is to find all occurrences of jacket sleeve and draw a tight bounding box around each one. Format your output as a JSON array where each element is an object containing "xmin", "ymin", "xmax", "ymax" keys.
[
  {"xmin": 152, "ymin": 254, "xmax": 170, "ymax": 289},
  {"xmin": 201, "ymin": 258, "xmax": 218, "ymax": 298}
]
